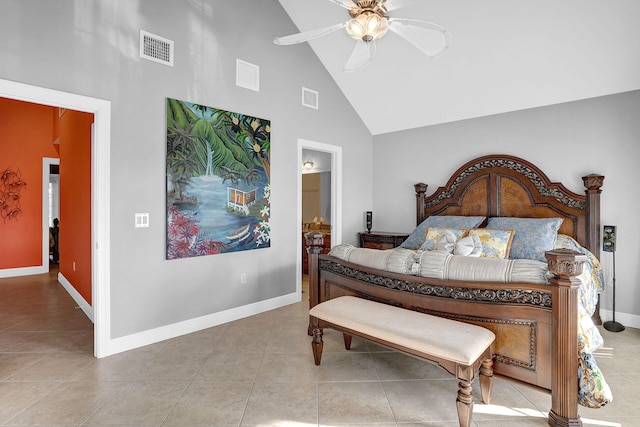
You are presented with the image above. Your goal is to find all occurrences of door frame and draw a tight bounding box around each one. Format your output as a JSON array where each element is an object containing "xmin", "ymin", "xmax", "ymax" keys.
[
  {"xmin": 0, "ymin": 78, "xmax": 111, "ymax": 358},
  {"xmin": 42, "ymin": 157, "xmax": 60, "ymax": 271},
  {"xmin": 297, "ymin": 139, "xmax": 342, "ymax": 294}
]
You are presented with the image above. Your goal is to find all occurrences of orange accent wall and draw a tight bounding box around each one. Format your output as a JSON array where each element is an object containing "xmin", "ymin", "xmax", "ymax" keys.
[
  {"xmin": 0, "ymin": 98, "xmax": 93, "ymax": 306},
  {"xmin": 58, "ymin": 109, "xmax": 93, "ymax": 304},
  {"xmin": 0, "ymin": 98, "xmax": 59, "ymax": 269}
]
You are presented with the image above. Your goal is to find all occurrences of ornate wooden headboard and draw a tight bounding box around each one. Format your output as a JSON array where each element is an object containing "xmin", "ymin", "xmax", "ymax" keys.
[{"xmin": 414, "ymin": 154, "xmax": 604, "ymax": 257}]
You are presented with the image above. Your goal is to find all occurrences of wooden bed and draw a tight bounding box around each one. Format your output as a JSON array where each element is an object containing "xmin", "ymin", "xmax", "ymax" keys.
[{"xmin": 307, "ymin": 154, "xmax": 604, "ymax": 427}]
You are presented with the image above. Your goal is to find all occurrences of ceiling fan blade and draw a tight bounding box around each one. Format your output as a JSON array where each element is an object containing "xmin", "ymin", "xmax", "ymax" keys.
[
  {"xmin": 274, "ymin": 22, "xmax": 347, "ymax": 45},
  {"xmin": 344, "ymin": 40, "xmax": 376, "ymax": 72},
  {"xmin": 382, "ymin": 0, "xmax": 427, "ymax": 12},
  {"xmin": 326, "ymin": 0, "xmax": 358, "ymax": 10},
  {"xmin": 388, "ymin": 18, "xmax": 451, "ymax": 58}
]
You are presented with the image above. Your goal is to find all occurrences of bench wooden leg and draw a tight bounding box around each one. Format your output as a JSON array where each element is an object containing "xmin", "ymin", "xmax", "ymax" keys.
[
  {"xmin": 343, "ymin": 333, "xmax": 352, "ymax": 350},
  {"xmin": 311, "ymin": 327, "xmax": 324, "ymax": 365},
  {"xmin": 479, "ymin": 358, "xmax": 494, "ymax": 404},
  {"xmin": 456, "ymin": 379, "xmax": 473, "ymax": 427}
]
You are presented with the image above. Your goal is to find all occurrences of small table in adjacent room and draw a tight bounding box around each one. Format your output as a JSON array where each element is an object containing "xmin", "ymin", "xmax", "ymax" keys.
[{"xmin": 359, "ymin": 231, "xmax": 410, "ymax": 250}]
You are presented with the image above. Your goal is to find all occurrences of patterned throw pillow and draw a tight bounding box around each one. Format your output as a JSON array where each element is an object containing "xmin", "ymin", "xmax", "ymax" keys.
[
  {"xmin": 420, "ymin": 227, "xmax": 468, "ymax": 251},
  {"xmin": 487, "ymin": 217, "xmax": 563, "ymax": 261},
  {"xmin": 400, "ymin": 216, "xmax": 486, "ymax": 249},
  {"xmin": 467, "ymin": 228, "xmax": 515, "ymax": 259}
]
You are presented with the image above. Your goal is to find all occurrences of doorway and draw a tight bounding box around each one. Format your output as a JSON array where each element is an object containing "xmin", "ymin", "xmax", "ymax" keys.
[
  {"xmin": 43, "ymin": 157, "xmax": 60, "ymax": 267},
  {"xmin": 0, "ymin": 79, "xmax": 111, "ymax": 358},
  {"xmin": 297, "ymin": 139, "xmax": 342, "ymax": 295}
]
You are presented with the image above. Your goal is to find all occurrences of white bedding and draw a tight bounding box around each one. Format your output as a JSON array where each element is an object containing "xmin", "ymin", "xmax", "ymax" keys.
[{"xmin": 328, "ymin": 244, "xmax": 548, "ymax": 284}]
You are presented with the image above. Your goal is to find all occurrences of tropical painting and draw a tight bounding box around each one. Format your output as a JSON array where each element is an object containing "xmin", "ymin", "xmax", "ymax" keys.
[{"xmin": 166, "ymin": 98, "xmax": 270, "ymax": 259}]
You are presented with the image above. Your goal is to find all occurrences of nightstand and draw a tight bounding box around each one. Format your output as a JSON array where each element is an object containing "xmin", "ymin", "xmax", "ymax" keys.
[{"xmin": 359, "ymin": 231, "xmax": 410, "ymax": 250}]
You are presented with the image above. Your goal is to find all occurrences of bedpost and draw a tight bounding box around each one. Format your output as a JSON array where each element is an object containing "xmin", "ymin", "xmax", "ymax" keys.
[
  {"xmin": 582, "ymin": 174, "xmax": 604, "ymax": 325},
  {"xmin": 414, "ymin": 183, "xmax": 428, "ymax": 225},
  {"xmin": 305, "ymin": 232, "xmax": 325, "ymax": 335},
  {"xmin": 545, "ymin": 249, "xmax": 587, "ymax": 427},
  {"xmin": 582, "ymin": 174, "xmax": 604, "ymax": 259}
]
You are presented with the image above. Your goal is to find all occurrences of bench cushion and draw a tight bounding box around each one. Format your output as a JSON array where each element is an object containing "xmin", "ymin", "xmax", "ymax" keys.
[{"xmin": 310, "ymin": 296, "xmax": 495, "ymax": 366}]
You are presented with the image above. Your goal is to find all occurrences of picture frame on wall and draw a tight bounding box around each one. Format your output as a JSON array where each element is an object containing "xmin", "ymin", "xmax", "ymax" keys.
[{"xmin": 166, "ymin": 98, "xmax": 271, "ymax": 260}]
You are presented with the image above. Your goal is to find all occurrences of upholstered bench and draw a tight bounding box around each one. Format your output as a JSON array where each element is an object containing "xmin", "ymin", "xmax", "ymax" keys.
[{"xmin": 309, "ymin": 296, "xmax": 495, "ymax": 427}]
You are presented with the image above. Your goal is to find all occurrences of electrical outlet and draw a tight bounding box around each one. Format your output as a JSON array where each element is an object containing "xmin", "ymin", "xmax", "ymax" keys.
[{"xmin": 240, "ymin": 273, "xmax": 247, "ymax": 284}]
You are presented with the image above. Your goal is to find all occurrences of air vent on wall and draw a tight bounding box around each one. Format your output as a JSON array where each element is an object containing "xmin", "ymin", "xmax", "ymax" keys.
[
  {"xmin": 302, "ymin": 87, "xmax": 319, "ymax": 110},
  {"xmin": 236, "ymin": 59, "xmax": 260, "ymax": 92},
  {"xmin": 140, "ymin": 30, "xmax": 174, "ymax": 66}
]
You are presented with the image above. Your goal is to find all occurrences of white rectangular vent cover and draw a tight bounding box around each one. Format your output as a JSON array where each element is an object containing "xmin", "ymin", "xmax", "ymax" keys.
[
  {"xmin": 140, "ymin": 30, "xmax": 174, "ymax": 66},
  {"xmin": 236, "ymin": 59, "xmax": 260, "ymax": 92},
  {"xmin": 302, "ymin": 87, "xmax": 319, "ymax": 109}
]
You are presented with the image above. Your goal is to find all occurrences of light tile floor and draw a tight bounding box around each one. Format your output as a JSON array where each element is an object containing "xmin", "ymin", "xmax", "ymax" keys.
[{"xmin": 1, "ymin": 269, "xmax": 638, "ymax": 426}]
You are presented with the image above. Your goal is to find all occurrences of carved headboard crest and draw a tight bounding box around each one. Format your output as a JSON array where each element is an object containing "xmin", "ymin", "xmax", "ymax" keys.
[
  {"xmin": 424, "ymin": 158, "xmax": 587, "ymax": 210},
  {"xmin": 415, "ymin": 154, "xmax": 604, "ymax": 255}
]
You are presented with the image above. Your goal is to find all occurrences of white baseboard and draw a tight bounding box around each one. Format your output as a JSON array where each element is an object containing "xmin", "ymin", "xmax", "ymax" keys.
[
  {"xmin": 600, "ymin": 309, "xmax": 640, "ymax": 330},
  {"xmin": 57, "ymin": 272, "xmax": 94, "ymax": 322},
  {"xmin": 0, "ymin": 265, "xmax": 47, "ymax": 278},
  {"xmin": 107, "ymin": 292, "xmax": 302, "ymax": 357}
]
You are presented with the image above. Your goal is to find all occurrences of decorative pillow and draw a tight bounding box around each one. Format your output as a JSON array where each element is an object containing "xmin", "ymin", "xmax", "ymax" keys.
[
  {"xmin": 467, "ymin": 228, "xmax": 515, "ymax": 259},
  {"xmin": 420, "ymin": 227, "xmax": 468, "ymax": 251},
  {"xmin": 328, "ymin": 244, "xmax": 419, "ymax": 275},
  {"xmin": 400, "ymin": 215, "xmax": 486, "ymax": 249},
  {"xmin": 386, "ymin": 248, "xmax": 420, "ymax": 275},
  {"xmin": 487, "ymin": 217, "xmax": 563, "ymax": 261},
  {"xmin": 434, "ymin": 230, "xmax": 457, "ymax": 253},
  {"xmin": 417, "ymin": 250, "xmax": 548, "ymax": 284},
  {"xmin": 453, "ymin": 234, "xmax": 483, "ymax": 257}
]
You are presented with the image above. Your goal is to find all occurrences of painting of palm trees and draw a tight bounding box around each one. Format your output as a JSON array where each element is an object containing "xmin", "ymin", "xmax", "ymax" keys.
[{"xmin": 166, "ymin": 98, "xmax": 270, "ymax": 259}]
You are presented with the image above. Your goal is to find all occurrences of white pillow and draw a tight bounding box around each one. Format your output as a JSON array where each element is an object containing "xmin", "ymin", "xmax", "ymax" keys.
[
  {"xmin": 435, "ymin": 232, "xmax": 482, "ymax": 257},
  {"xmin": 454, "ymin": 234, "xmax": 482, "ymax": 257},
  {"xmin": 417, "ymin": 250, "xmax": 548, "ymax": 284},
  {"xmin": 435, "ymin": 230, "xmax": 458, "ymax": 253}
]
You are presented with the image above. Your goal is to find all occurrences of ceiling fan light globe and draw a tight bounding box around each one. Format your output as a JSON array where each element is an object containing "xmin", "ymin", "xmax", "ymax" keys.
[
  {"xmin": 346, "ymin": 11, "xmax": 388, "ymax": 42},
  {"xmin": 346, "ymin": 20, "xmax": 362, "ymax": 39}
]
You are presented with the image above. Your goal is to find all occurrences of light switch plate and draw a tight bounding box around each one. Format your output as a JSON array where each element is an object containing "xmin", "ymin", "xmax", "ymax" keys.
[{"xmin": 135, "ymin": 213, "xmax": 149, "ymax": 228}]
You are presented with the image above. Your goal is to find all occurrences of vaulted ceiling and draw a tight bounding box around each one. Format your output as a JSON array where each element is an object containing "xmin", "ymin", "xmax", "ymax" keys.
[{"xmin": 277, "ymin": 0, "xmax": 640, "ymax": 135}]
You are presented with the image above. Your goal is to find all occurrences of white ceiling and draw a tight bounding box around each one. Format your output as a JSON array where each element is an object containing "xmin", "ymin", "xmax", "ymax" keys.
[{"xmin": 277, "ymin": 0, "xmax": 640, "ymax": 135}]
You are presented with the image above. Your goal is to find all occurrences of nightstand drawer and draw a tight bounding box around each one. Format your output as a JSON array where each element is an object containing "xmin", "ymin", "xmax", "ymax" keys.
[{"xmin": 359, "ymin": 232, "xmax": 409, "ymax": 249}]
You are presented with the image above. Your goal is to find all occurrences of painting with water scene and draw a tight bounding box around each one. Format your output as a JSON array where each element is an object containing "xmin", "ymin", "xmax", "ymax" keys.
[{"xmin": 166, "ymin": 98, "xmax": 270, "ymax": 259}]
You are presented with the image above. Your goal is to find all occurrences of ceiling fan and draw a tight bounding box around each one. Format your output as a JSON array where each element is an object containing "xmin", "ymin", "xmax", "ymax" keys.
[{"xmin": 274, "ymin": 0, "xmax": 451, "ymax": 72}]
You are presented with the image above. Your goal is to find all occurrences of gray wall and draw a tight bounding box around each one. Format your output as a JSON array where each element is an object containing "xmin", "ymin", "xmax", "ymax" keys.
[
  {"xmin": 373, "ymin": 90, "xmax": 640, "ymax": 324},
  {"xmin": 0, "ymin": 0, "xmax": 373, "ymax": 339}
]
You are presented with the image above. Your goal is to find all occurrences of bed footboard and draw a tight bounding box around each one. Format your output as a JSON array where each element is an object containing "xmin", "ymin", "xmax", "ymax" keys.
[{"xmin": 307, "ymin": 240, "xmax": 586, "ymax": 427}]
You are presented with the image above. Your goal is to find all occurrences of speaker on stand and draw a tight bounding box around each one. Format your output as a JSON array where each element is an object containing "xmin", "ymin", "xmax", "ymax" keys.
[{"xmin": 603, "ymin": 225, "xmax": 625, "ymax": 332}]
